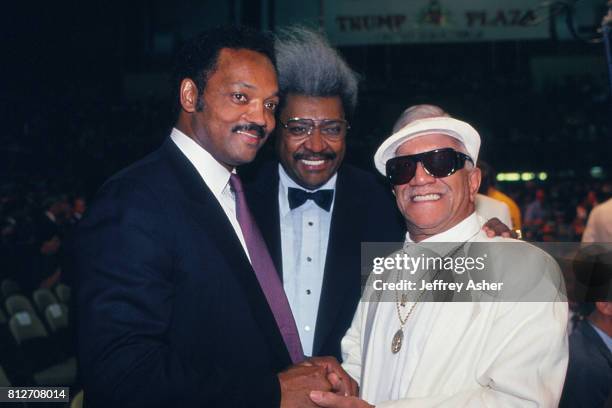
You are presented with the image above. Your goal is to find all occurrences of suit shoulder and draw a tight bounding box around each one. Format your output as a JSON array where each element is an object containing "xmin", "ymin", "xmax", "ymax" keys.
[
  {"xmin": 340, "ymin": 164, "xmax": 390, "ymax": 195},
  {"xmin": 240, "ymin": 160, "xmax": 277, "ymax": 191},
  {"xmin": 341, "ymin": 164, "xmax": 379, "ymax": 182},
  {"xmin": 106, "ymin": 146, "xmax": 169, "ymax": 187},
  {"xmin": 568, "ymin": 323, "xmax": 612, "ymax": 382},
  {"xmin": 85, "ymin": 145, "xmax": 175, "ymax": 222}
]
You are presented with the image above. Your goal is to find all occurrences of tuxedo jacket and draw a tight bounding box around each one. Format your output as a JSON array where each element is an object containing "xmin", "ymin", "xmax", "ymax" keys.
[
  {"xmin": 72, "ymin": 140, "xmax": 292, "ymax": 407},
  {"xmin": 560, "ymin": 320, "xmax": 612, "ymax": 408},
  {"xmin": 243, "ymin": 162, "xmax": 405, "ymax": 360}
]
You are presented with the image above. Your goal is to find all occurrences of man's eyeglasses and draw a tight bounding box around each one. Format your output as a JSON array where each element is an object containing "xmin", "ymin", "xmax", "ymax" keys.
[
  {"xmin": 279, "ymin": 118, "xmax": 350, "ymax": 139},
  {"xmin": 385, "ymin": 148, "xmax": 474, "ymax": 185}
]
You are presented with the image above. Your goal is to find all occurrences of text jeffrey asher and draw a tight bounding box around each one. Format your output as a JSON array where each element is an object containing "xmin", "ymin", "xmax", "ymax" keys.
[{"xmin": 372, "ymin": 279, "xmax": 504, "ymax": 293}]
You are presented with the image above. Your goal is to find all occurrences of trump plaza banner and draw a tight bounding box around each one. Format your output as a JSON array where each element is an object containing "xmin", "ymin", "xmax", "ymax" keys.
[{"xmin": 324, "ymin": 0, "xmax": 550, "ymax": 45}]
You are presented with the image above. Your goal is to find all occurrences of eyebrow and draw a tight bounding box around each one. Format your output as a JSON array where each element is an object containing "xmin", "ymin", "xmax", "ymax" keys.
[
  {"xmin": 233, "ymin": 81, "xmax": 255, "ymax": 89},
  {"xmin": 231, "ymin": 81, "xmax": 279, "ymax": 98}
]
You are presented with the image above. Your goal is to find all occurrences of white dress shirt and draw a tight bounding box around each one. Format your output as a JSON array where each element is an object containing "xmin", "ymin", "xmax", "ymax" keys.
[
  {"xmin": 475, "ymin": 193, "xmax": 512, "ymax": 228},
  {"xmin": 170, "ymin": 128, "xmax": 250, "ymax": 262},
  {"xmin": 278, "ymin": 164, "xmax": 336, "ymax": 356}
]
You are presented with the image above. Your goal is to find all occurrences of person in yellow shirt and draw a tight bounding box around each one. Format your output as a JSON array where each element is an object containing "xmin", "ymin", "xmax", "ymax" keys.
[{"xmin": 478, "ymin": 161, "xmax": 522, "ymax": 231}]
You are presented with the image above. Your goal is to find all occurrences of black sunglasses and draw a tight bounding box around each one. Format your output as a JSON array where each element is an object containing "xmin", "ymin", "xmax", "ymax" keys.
[{"xmin": 386, "ymin": 148, "xmax": 474, "ymax": 185}]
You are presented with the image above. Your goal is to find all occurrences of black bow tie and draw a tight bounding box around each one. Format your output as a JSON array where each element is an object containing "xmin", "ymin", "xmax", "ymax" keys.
[{"xmin": 288, "ymin": 187, "xmax": 334, "ymax": 211}]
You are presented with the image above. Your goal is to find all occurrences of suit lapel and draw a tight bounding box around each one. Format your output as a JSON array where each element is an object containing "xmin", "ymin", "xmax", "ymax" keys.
[
  {"xmin": 580, "ymin": 321, "xmax": 612, "ymax": 366},
  {"xmin": 313, "ymin": 167, "xmax": 363, "ymax": 355},
  {"xmin": 163, "ymin": 141, "xmax": 292, "ymax": 367},
  {"xmin": 243, "ymin": 162, "xmax": 284, "ymax": 278}
]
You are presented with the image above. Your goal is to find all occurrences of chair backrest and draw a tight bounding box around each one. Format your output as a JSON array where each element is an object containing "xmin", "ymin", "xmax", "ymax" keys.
[
  {"xmin": 1, "ymin": 279, "xmax": 21, "ymax": 299},
  {"xmin": 0, "ymin": 365, "xmax": 11, "ymax": 386},
  {"xmin": 5, "ymin": 294, "xmax": 36, "ymax": 317},
  {"xmin": 33, "ymin": 289, "xmax": 59, "ymax": 315},
  {"xmin": 55, "ymin": 284, "xmax": 71, "ymax": 305},
  {"xmin": 8, "ymin": 311, "xmax": 48, "ymax": 344},
  {"xmin": 9, "ymin": 311, "xmax": 56, "ymax": 373},
  {"xmin": 45, "ymin": 303, "xmax": 69, "ymax": 333}
]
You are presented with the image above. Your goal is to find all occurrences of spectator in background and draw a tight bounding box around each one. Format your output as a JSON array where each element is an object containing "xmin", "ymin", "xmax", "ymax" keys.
[
  {"xmin": 574, "ymin": 190, "xmax": 599, "ymax": 236},
  {"xmin": 69, "ymin": 195, "xmax": 87, "ymax": 224},
  {"xmin": 478, "ymin": 161, "xmax": 522, "ymax": 231},
  {"xmin": 31, "ymin": 195, "xmax": 70, "ymax": 289},
  {"xmin": 0, "ymin": 215, "xmax": 18, "ymax": 280},
  {"xmin": 560, "ymin": 248, "xmax": 612, "ymax": 408},
  {"xmin": 525, "ymin": 188, "xmax": 549, "ymax": 227}
]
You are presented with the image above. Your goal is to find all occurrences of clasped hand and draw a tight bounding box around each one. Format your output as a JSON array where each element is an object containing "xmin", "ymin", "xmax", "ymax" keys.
[{"xmin": 279, "ymin": 356, "xmax": 372, "ymax": 407}]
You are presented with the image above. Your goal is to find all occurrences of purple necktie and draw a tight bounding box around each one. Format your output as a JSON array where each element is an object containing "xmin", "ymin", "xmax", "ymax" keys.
[{"xmin": 229, "ymin": 174, "xmax": 304, "ymax": 364}]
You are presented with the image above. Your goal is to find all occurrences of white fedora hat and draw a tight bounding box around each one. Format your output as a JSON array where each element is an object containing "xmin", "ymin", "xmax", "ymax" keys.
[{"xmin": 374, "ymin": 116, "xmax": 481, "ymax": 176}]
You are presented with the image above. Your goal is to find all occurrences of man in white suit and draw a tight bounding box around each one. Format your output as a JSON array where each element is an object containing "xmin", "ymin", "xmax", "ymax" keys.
[{"xmin": 309, "ymin": 105, "xmax": 568, "ymax": 408}]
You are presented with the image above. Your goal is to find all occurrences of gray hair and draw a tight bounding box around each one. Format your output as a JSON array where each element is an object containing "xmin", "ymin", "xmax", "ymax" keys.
[
  {"xmin": 392, "ymin": 104, "xmax": 449, "ymax": 133},
  {"xmin": 275, "ymin": 26, "xmax": 359, "ymax": 116}
]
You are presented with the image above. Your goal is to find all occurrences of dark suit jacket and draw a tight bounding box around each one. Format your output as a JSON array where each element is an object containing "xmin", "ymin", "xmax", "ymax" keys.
[
  {"xmin": 560, "ymin": 319, "xmax": 612, "ymax": 408},
  {"xmin": 73, "ymin": 139, "xmax": 292, "ymax": 407},
  {"xmin": 242, "ymin": 161, "xmax": 405, "ymax": 360}
]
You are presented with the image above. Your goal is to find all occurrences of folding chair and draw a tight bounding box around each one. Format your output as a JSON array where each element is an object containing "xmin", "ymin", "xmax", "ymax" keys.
[
  {"xmin": 8, "ymin": 310, "xmax": 76, "ymax": 386},
  {"xmin": 33, "ymin": 288, "xmax": 59, "ymax": 316},
  {"xmin": 1, "ymin": 278, "xmax": 21, "ymax": 299},
  {"xmin": 4, "ymin": 294, "xmax": 36, "ymax": 317},
  {"xmin": 54, "ymin": 283, "xmax": 71, "ymax": 305},
  {"xmin": 44, "ymin": 303, "xmax": 71, "ymax": 357}
]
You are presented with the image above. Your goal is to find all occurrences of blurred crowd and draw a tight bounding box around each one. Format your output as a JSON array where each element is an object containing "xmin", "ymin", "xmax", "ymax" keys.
[
  {"xmin": 1, "ymin": 174, "xmax": 610, "ymax": 292},
  {"xmin": 503, "ymin": 179, "xmax": 612, "ymax": 242},
  {"xmin": 0, "ymin": 182, "xmax": 86, "ymax": 292}
]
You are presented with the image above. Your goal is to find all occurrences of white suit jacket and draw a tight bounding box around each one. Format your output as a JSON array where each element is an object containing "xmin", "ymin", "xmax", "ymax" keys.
[{"xmin": 342, "ymin": 214, "xmax": 568, "ymax": 407}]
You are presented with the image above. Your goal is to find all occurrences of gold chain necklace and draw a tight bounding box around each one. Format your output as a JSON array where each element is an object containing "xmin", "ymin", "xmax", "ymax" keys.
[
  {"xmin": 391, "ymin": 235, "xmax": 477, "ymax": 354},
  {"xmin": 391, "ymin": 282, "xmax": 426, "ymax": 353}
]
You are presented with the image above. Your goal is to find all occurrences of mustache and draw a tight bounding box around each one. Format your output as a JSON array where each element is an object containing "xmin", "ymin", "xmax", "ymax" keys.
[
  {"xmin": 232, "ymin": 124, "xmax": 266, "ymax": 138},
  {"xmin": 293, "ymin": 151, "xmax": 337, "ymax": 161}
]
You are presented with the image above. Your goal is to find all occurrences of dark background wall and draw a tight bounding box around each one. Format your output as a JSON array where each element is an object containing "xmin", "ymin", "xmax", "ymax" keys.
[{"xmin": 2, "ymin": 0, "xmax": 610, "ymax": 193}]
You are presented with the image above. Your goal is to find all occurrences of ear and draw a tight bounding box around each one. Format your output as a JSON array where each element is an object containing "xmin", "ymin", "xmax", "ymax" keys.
[
  {"xmin": 468, "ymin": 167, "xmax": 481, "ymax": 203},
  {"xmin": 179, "ymin": 78, "xmax": 199, "ymax": 113}
]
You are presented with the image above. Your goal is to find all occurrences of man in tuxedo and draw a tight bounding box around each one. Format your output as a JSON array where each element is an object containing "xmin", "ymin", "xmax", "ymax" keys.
[
  {"xmin": 243, "ymin": 28, "xmax": 405, "ymax": 361},
  {"xmin": 73, "ymin": 26, "xmax": 354, "ymax": 408},
  {"xmin": 243, "ymin": 30, "xmax": 509, "ymax": 362}
]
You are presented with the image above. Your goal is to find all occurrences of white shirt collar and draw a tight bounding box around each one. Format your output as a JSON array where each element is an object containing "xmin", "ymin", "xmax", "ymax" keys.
[
  {"xmin": 278, "ymin": 164, "xmax": 337, "ymax": 217},
  {"xmin": 170, "ymin": 127, "xmax": 233, "ymax": 196},
  {"xmin": 404, "ymin": 212, "xmax": 482, "ymax": 244}
]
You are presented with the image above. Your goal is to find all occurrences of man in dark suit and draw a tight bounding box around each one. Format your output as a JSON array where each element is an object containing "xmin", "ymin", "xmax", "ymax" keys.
[
  {"xmin": 73, "ymin": 26, "xmax": 354, "ymax": 408},
  {"xmin": 560, "ymin": 318, "xmax": 612, "ymax": 408},
  {"xmin": 560, "ymin": 249, "xmax": 612, "ymax": 408},
  {"xmin": 243, "ymin": 28, "xmax": 405, "ymax": 361}
]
